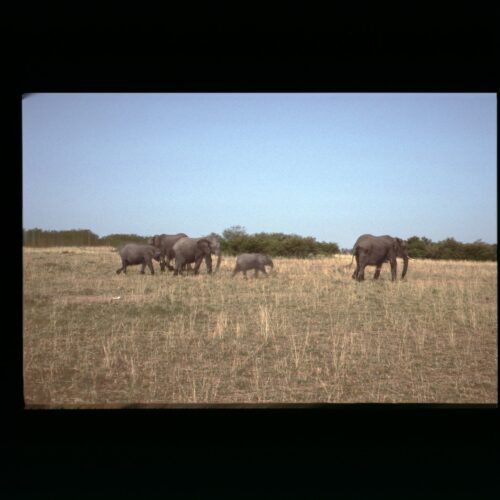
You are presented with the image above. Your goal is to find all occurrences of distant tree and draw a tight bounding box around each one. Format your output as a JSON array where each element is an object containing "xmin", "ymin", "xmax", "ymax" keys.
[
  {"xmin": 405, "ymin": 236, "xmax": 496, "ymax": 261},
  {"xmin": 98, "ymin": 234, "xmax": 149, "ymax": 248},
  {"xmin": 206, "ymin": 232, "xmax": 222, "ymax": 241},
  {"xmin": 219, "ymin": 227, "xmax": 339, "ymax": 257},
  {"xmin": 23, "ymin": 228, "xmax": 99, "ymax": 247},
  {"xmin": 222, "ymin": 225, "xmax": 247, "ymax": 241},
  {"xmin": 463, "ymin": 240, "xmax": 497, "ymax": 261},
  {"xmin": 317, "ymin": 241, "xmax": 340, "ymax": 255},
  {"xmin": 407, "ymin": 236, "xmax": 432, "ymax": 259}
]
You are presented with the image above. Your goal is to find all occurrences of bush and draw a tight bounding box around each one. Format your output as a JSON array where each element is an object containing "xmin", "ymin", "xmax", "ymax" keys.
[
  {"xmin": 406, "ymin": 236, "xmax": 496, "ymax": 261},
  {"xmin": 23, "ymin": 228, "xmax": 99, "ymax": 247},
  {"xmin": 220, "ymin": 228, "xmax": 339, "ymax": 257}
]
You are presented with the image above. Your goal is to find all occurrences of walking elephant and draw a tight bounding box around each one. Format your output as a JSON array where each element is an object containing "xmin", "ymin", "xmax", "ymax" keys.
[
  {"xmin": 171, "ymin": 236, "xmax": 222, "ymax": 275},
  {"xmin": 351, "ymin": 234, "xmax": 409, "ymax": 282},
  {"xmin": 148, "ymin": 233, "xmax": 188, "ymax": 271},
  {"xmin": 232, "ymin": 253, "xmax": 274, "ymax": 278},
  {"xmin": 116, "ymin": 243, "xmax": 161, "ymax": 275}
]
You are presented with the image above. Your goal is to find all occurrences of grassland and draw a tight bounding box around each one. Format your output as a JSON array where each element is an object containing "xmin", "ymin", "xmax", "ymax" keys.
[{"xmin": 23, "ymin": 247, "xmax": 497, "ymax": 406}]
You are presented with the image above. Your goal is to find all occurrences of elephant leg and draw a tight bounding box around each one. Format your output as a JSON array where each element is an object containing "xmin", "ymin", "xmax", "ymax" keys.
[
  {"xmin": 373, "ymin": 265, "xmax": 382, "ymax": 280},
  {"xmin": 356, "ymin": 258, "xmax": 367, "ymax": 281},
  {"xmin": 254, "ymin": 268, "xmax": 259, "ymax": 278},
  {"xmin": 147, "ymin": 258, "xmax": 155, "ymax": 275},
  {"xmin": 205, "ymin": 254, "xmax": 213, "ymax": 274},
  {"xmin": 193, "ymin": 256, "xmax": 203, "ymax": 275},
  {"xmin": 352, "ymin": 256, "xmax": 359, "ymax": 280},
  {"xmin": 116, "ymin": 260, "xmax": 125, "ymax": 274},
  {"xmin": 390, "ymin": 259, "xmax": 397, "ymax": 281},
  {"xmin": 174, "ymin": 257, "xmax": 185, "ymax": 276},
  {"xmin": 243, "ymin": 270, "xmax": 248, "ymax": 279},
  {"xmin": 357, "ymin": 266, "xmax": 366, "ymax": 281},
  {"xmin": 260, "ymin": 265, "xmax": 268, "ymax": 276},
  {"xmin": 140, "ymin": 262, "xmax": 146, "ymax": 274}
]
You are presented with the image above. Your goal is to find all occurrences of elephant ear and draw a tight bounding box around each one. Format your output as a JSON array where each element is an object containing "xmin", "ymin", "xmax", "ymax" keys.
[
  {"xmin": 395, "ymin": 238, "xmax": 404, "ymax": 250},
  {"xmin": 393, "ymin": 238, "xmax": 408, "ymax": 257},
  {"xmin": 197, "ymin": 239, "xmax": 211, "ymax": 253}
]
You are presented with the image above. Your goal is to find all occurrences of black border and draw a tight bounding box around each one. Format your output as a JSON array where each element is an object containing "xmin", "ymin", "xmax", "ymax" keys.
[{"xmin": 12, "ymin": 6, "xmax": 498, "ymax": 498}]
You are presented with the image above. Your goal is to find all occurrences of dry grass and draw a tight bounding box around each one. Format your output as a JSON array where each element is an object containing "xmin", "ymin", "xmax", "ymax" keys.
[{"xmin": 23, "ymin": 247, "xmax": 497, "ymax": 406}]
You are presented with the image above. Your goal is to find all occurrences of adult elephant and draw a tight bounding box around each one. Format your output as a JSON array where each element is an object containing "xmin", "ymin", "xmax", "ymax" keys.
[
  {"xmin": 172, "ymin": 236, "xmax": 222, "ymax": 275},
  {"xmin": 148, "ymin": 233, "xmax": 188, "ymax": 271},
  {"xmin": 351, "ymin": 234, "xmax": 409, "ymax": 282},
  {"xmin": 116, "ymin": 243, "xmax": 161, "ymax": 275},
  {"xmin": 232, "ymin": 253, "xmax": 274, "ymax": 278}
]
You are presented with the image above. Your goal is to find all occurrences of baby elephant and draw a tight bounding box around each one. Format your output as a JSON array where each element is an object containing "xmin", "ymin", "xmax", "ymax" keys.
[
  {"xmin": 232, "ymin": 253, "xmax": 274, "ymax": 278},
  {"xmin": 116, "ymin": 243, "xmax": 162, "ymax": 275}
]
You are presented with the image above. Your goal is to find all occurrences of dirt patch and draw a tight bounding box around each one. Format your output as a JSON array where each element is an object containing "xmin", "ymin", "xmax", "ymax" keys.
[{"xmin": 53, "ymin": 295, "xmax": 125, "ymax": 304}]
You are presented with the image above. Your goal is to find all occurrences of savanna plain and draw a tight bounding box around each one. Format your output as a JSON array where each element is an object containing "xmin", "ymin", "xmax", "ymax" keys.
[{"xmin": 23, "ymin": 247, "xmax": 497, "ymax": 406}]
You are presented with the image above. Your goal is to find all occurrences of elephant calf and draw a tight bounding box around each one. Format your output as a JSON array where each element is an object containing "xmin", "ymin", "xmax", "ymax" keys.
[
  {"xmin": 116, "ymin": 244, "xmax": 161, "ymax": 275},
  {"xmin": 232, "ymin": 253, "xmax": 274, "ymax": 278}
]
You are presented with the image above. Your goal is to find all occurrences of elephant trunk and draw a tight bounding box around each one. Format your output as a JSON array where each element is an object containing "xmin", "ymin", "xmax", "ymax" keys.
[{"xmin": 401, "ymin": 256, "xmax": 409, "ymax": 279}]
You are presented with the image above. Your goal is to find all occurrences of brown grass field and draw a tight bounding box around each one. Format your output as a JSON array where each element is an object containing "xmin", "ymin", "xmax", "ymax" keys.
[{"xmin": 23, "ymin": 246, "xmax": 497, "ymax": 407}]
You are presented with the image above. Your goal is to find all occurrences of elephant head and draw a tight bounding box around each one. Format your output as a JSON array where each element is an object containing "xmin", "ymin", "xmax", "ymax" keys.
[
  {"xmin": 148, "ymin": 235, "xmax": 160, "ymax": 247},
  {"xmin": 153, "ymin": 248, "xmax": 162, "ymax": 262},
  {"xmin": 393, "ymin": 238, "xmax": 409, "ymax": 278},
  {"xmin": 262, "ymin": 254, "xmax": 274, "ymax": 268},
  {"xmin": 207, "ymin": 237, "xmax": 222, "ymax": 272}
]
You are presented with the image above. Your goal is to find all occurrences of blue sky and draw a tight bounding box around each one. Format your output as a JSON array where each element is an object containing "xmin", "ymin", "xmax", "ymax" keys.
[{"xmin": 22, "ymin": 93, "xmax": 496, "ymax": 248}]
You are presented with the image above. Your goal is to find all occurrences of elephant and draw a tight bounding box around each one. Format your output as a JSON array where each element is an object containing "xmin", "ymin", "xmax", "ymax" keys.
[
  {"xmin": 351, "ymin": 234, "xmax": 409, "ymax": 282},
  {"xmin": 148, "ymin": 233, "xmax": 188, "ymax": 271},
  {"xmin": 116, "ymin": 243, "xmax": 161, "ymax": 275},
  {"xmin": 171, "ymin": 236, "xmax": 222, "ymax": 275},
  {"xmin": 232, "ymin": 253, "xmax": 274, "ymax": 278}
]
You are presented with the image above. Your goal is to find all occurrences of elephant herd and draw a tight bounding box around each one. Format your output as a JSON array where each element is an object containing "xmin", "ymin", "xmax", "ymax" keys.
[
  {"xmin": 116, "ymin": 234, "xmax": 273, "ymax": 279},
  {"xmin": 116, "ymin": 233, "xmax": 410, "ymax": 282}
]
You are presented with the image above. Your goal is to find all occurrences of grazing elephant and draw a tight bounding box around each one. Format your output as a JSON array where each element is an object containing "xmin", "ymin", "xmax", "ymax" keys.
[
  {"xmin": 351, "ymin": 234, "xmax": 409, "ymax": 282},
  {"xmin": 232, "ymin": 253, "xmax": 274, "ymax": 278},
  {"xmin": 172, "ymin": 236, "xmax": 222, "ymax": 275},
  {"xmin": 148, "ymin": 233, "xmax": 188, "ymax": 271},
  {"xmin": 116, "ymin": 244, "xmax": 161, "ymax": 275}
]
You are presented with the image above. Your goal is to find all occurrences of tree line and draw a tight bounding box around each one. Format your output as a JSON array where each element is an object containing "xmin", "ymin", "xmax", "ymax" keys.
[
  {"xmin": 22, "ymin": 228, "xmax": 149, "ymax": 248},
  {"xmin": 406, "ymin": 236, "xmax": 497, "ymax": 262},
  {"xmin": 23, "ymin": 227, "xmax": 497, "ymax": 261},
  {"xmin": 219, "ymin": 226, "xmax": 339, "ymax": 257}
]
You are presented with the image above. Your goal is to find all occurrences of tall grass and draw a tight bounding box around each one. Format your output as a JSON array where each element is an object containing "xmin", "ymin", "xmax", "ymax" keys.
[{"xmin": 23, "ymin": 247, "xmax": 497, "ymax": 406}]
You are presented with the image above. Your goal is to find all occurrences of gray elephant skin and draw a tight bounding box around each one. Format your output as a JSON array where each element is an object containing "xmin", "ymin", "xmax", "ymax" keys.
[
  {"xmin": 172, "ymin": 236, "xmax": 222, "ymax": 275},
  {"xmin": 351, "ymin": 234, "xmax": 409, "ymax": 282},
  {"xmin": 116, "ymin": 243, "xmax": 162, "ymax": 275},
  {"xmin": 148, "ymin": 233, "xmax": 188, "ymax": 271},
  {"xmin": 232, "ymin": 253, "xmax": 274, "ymax": 278}
]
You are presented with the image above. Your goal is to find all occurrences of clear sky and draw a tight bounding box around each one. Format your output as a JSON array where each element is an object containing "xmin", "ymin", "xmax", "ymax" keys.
[{"xmin": 22, "ymin": 93, "xmax": 496, "ymax": 248}]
